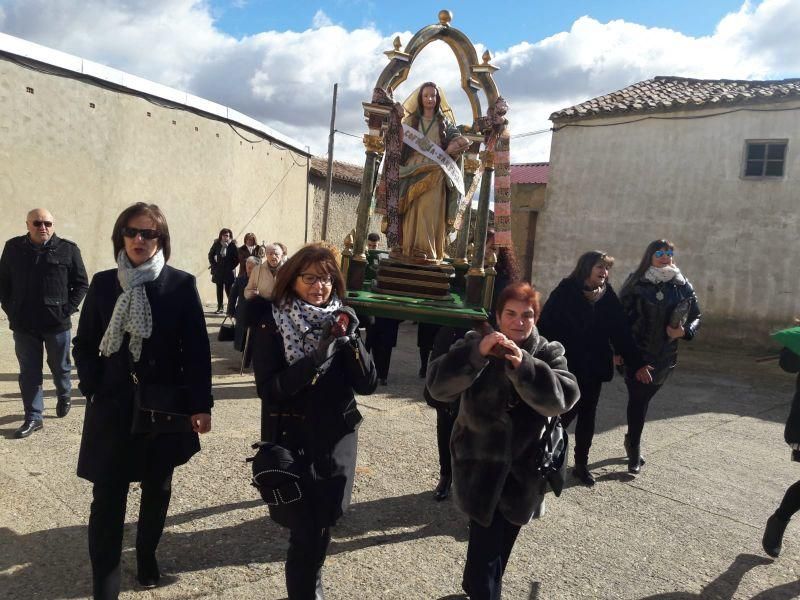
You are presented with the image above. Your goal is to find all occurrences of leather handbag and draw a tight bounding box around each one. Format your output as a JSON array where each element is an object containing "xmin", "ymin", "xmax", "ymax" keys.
[
  {"xmin": 128, "ymin": 355, "xmax": 193, "ymax": 434},
  {"xmin": 218, "ymin": 316, "xmax": 235, "ymax": 342},
  {"xmin": 247, "ymin": 411, "xmax": 311, "ymax": 529},
  {"xmin": 535, "ymin": 416, "xmax": 568, "ymax": 496}
]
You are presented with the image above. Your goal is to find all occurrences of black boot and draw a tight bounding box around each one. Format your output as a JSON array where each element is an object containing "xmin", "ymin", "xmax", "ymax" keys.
[
  {"xmin": 434, "ymin": 473, "xmax": 452, "ymax": 501},
  {"xmin": 572, "ymin": 461, "xmax": 595, "ymax": 487},
  {"xmin": 136, "ymin": 553, "xmax": 160, "ymax": 588},
  {"xmin": 624, "ymin": 433, "xmax": 645, "ymax": 466},
  {"xmin": 762, "ymin": 512, "xmax": 789, "ymax": 558}
]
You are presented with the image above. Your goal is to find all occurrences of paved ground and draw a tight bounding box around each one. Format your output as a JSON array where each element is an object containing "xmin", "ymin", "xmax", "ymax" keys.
[{"xmin": 1, "ymin": 311, "xmax": 800, "ymax": 599}]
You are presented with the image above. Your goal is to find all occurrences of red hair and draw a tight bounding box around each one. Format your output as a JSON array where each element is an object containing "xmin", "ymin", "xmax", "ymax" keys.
[{"xmin": 495, "ymin": 282, "xmax": 541, "ymax": 321}]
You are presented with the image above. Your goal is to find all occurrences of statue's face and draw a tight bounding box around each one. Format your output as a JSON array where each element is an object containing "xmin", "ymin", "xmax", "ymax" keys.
[{"xmin": 421, "ymin": 86, "xmax": 438, "ymax": 112}]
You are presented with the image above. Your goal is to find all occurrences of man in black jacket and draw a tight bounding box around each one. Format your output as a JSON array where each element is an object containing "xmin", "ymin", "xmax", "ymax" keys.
[{"xmin": 0, "ymin": 208, "xmax": 89, "ymax": 438}]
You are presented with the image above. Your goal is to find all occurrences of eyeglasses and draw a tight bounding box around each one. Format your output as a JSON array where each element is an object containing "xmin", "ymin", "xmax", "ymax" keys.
[
  {"xmin": 653, "ymin": 249, "xmax": 674, "ymax": 258},
  {"xmin": 31, "ymin": 220, "xmax": 53, "ymax": 228},
  {"xmin": 121, "ymin": 227, "xmax": 160, "ymax": 240},
  {"xmin": 298, "ymin": 272, "xmax": 333, "ymax": 286}
]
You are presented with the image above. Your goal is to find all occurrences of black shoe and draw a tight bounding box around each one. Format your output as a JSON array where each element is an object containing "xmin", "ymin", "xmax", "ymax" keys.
[
  {"xmin": 624, "ymin": 433, "xmax": 645, "ymax": 466},
  {"xmin": 378, "ymin": 378, "xmax": 388, "ymax": 386},
  {"xmin": 434, "ymin": 474, "xmax": 452, "ymax": 501},
  {"xmin": 14, "ymin": 420, "xmax": 43, "ymax": 439},
  {"xmin": 628, "ymin": 455, "xmax": 644, "ymax": 475},
  {"xmin": 56, "ymin": 397, "xmax": 71, "ymax": 418},
  {"xmin": 136, "ymin": 554, "xmax": 160, "ymax": 588},
  {"xmin": 572, "ymin": 463, "xmax": 596, "ymax": 487},
  {"xmin": 418, "ymin": 367, "xmax": 427, "ymax": 379},
  {"xmin": 763, "ymin": 512, "xmax": 789, "ymax": 558}
]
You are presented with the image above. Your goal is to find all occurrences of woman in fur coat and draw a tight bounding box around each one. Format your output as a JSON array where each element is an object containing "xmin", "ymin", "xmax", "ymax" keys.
[{"xmin": 427, "ymin": 282, "xmax": 579, "ymax": 600}]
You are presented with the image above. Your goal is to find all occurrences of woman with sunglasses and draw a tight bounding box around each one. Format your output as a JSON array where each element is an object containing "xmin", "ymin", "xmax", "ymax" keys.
[
  {"xmin": 73, "ymin": 203, "xmax": 212, "ymax": 598},
  {"xmin": 251, "ymin": 243, "xmax": 376, "ymax": 599},
  {"xmin": 618, "ymin": 240, "xmax": 701, "ymax": 474}
]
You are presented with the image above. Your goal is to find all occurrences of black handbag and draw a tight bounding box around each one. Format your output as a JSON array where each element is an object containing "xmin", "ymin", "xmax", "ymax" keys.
[
  {"xmin": 536, "ymin": 415, "xmax": 568, "ymax": 496},
  {"xmin": 247, "ymin": 411, "xmax": 311, "ymax": 529},
  {"xmin": 128, "ymin": 352, "xmax": 193, "ymax": 434},
  {"xmin": 218, "ymin": 316, "xmax": 235, "ymax": 342}
]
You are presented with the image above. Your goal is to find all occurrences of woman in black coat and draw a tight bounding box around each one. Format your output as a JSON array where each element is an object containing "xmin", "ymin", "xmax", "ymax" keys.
[
  {"xmin": 208, "ymin": 227, "xmax": 238, "ymax": 313},
  {"xmin": 538, "ymin": 251, "xmax": 647, "ymax": 486},
  {"xmin": 619, "ymin": 239, "xmax": 701, "ymax": 474},
  {"xmin": 251, "ymin": 244, "xmax": 376, "ymax": 599},
  {"xmin": 73, "ymin": 203, "xmax": 212, "ymax": 599},
  {"xmin": 762, "ymin": 338, "xmax": 800, "ymax": 557}
]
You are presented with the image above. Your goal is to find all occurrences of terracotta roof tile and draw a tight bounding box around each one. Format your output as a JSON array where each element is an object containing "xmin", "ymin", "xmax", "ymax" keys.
[
  {"xmin": 551, "ymin": 76, "xmax": 800, "ymax": 122},
  {"xmin": 510, "ymin": 162, "xmax": 549, "ymax": 185},
  {"xmin": 310, "ymin": 157, "xmax": 363, "ymax": 185}
]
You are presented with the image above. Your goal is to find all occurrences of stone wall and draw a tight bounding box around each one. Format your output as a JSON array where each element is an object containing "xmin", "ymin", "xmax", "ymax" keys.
[{"xmin": 0, "ymin": 55, "xmax": 310, "ymax": 304}]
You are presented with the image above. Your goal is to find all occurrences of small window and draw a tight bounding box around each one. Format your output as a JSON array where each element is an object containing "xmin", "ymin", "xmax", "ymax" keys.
[{"xmin": 744, "ymin": 140, "xmax": 787, "ymax": 178}]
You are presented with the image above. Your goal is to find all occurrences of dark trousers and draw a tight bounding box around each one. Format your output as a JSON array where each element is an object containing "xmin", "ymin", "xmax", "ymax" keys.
[
  {"xmin": 286, "ymin": 524, "xmax": 331, "ymax": 599},
  {"xmin": 463, "ymin": 510, "xmax": 521, "ymax": 600},
  {"xmin": 436, "ymin": 406, "xmax": 456, "ymax": 478},
  {"xmin": 215, "ymin": 281, "xmax": 231, "ymax": 309},
  {"xmin": 88, "ymin": 471, "xmax": 173, "ymax": 600},
  {"xmin": 13, "ymin": 328, "xmax": 72, "ymax": 421},
  {"xmin": 372, "ymin": 345, "xmax": 393, "ymax": 380},
  {"xmin": 776, "ymin": 480, "xmax": 800, "ymax": 521},
  {"xmin": 625, "ymin": 379, "xmax": 663, "ymax": 448},
  {"xmin": 560, "ymin": 377, "xmax": 602, "ymax": 464}
]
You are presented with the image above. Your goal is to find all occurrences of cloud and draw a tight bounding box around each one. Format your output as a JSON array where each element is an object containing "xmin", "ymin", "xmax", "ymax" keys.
[
  {"xmin": 312, "ymin": 9, "xmax": 333, "ymax": 28},
  {"xmin": 0, "ymin": 0, "xmax": 797, "ymax": 164}
]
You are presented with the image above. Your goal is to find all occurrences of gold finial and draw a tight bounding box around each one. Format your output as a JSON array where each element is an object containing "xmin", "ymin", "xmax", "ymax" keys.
[
  {"xmin": 438, "ymin": 10, "xmax": 453, "ymax": 25},
  {"xmin": 482, "ymin": 50, "xmax": 491, "ymax": 64},
  {"xmin": 467, "ymin": 241, "xmax": 475, "ymax": 262},
  {"xmin": 485, "ymin": 250, "xmax": 497, "ymax": 269},
  {"xmin": 392, "ymin": 36, "xmax": 401, "ymax": 51},
  {"xmin": 344, "ymin": 231, "xmax": 354, "ymax": 250}
]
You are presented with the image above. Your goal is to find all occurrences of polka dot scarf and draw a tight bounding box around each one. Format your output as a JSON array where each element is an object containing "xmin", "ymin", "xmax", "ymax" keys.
[
  {"xmin": 99, "ymin": 249, "xmax": 165, "ymax": 362},
  {"xmin": 272, "ymin": 293, "xmax": 342, "ymax": 375}
]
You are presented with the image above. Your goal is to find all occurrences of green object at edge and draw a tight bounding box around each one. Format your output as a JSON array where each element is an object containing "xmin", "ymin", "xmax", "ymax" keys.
[{"xmin": 772, "ymin": 326, "xmax": 800, "ymax": 357}]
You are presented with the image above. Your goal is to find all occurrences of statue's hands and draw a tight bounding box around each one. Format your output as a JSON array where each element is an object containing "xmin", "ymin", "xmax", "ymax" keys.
[{"xmin": 446, "ymin": 136, "xmax": 470, "ymax": 156}]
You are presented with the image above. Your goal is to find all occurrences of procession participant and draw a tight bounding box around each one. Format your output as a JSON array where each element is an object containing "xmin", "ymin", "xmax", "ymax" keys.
[
  {"xmin": 619, "ymin": 239, "xmax": 701, "ymax": 474},
  {"xmin": 0, "ymin": 208, "xmax": 88, "ymax": 437},
  {"xmin": 427, "ymin": 282, "xmax": 579, "ymax": 599},
  {"xmin": 208, "ymin": 228, "xmax": 238, "ymax": 313},
  {"xmin": 74, "ymin": 202, "xmax": 212, "ymax": 598},
  {"xmin": 251, "ymin": 244, "xmax": 377, "ymax": 599},
  {"xmin": 538, "ymin": 251, "xmax": 647, "ymax": 486}
]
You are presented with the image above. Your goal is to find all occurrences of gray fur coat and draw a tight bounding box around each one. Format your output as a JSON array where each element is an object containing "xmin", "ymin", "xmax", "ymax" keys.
[{"xmin": 426, "ymin": 328, "xmax": 579, "ymax": 527}]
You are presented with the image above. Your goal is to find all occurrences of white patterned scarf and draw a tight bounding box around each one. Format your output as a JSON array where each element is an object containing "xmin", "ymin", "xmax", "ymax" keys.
[
  {"xmin": 272, "ymin": 293, "xmax": 342, "ymax": 374},
  {"xmin": 644, "ymin": 264, "xmax": 686, "ymax": 285},
  {"xmin": 99, "ymin": 250, "xmax": 165, "ymax": 361}
]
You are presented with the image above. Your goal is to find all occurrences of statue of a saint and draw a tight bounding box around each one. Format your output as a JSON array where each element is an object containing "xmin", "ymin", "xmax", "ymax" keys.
[{"xmin": 390, "ymin": 82, "xmax": 470, "ymax": 263}]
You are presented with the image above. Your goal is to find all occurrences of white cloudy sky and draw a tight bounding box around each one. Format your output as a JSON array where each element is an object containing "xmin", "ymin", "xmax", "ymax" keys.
[{"xmin": 0, "ymin": 0, "xmax": 798, "ymax": 164}]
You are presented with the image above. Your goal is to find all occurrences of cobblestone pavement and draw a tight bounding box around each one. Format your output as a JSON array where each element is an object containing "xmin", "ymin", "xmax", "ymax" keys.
[{"xmin": 1, "ymin": 312, "xmax": 799, "ymax": 599}]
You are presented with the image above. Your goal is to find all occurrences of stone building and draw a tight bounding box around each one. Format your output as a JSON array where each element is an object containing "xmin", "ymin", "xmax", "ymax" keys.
[
  {"xmin": 533, "ymin": 76, "xmax": 800, "ymax": 347},
  {"xmin": 0, "ymin": 32, "xmax": 310, "ymax": 303},
  {"xmin": 307, "ymin": 157, "xmax": 383, "ymax": 247},
  {"xmin": 510, "ymin": 162, "xmax": 548, "ymax": 282}
]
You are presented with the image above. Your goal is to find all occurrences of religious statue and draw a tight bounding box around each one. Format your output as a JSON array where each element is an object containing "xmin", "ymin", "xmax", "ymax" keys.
[{"xmin": 387, "ymin": 82, "xmax": 470, "ymax": 264}]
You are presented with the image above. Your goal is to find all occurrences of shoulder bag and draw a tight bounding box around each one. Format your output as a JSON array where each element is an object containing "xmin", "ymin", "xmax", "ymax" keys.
[{"xmin": 129, "ymin": 355, "xmax": 193, "ymax": 435}]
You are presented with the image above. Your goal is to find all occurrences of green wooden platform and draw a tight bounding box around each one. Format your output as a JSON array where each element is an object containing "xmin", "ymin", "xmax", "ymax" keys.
[{"xmin": 345, "ymin": 288, "xmax": 488, "ymax": 328}]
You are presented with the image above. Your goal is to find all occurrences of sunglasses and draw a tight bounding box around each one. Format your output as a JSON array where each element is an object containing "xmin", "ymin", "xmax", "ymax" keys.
[
  {"xmin": 298, "ymin": 273, "xmax": 333, "ymax": 286},
  {"xmin": 122, "ymin": 227, "xmax": 160, "ymax": 240},
  {"xmin": 32, "ymin": 220, "xmax": 53, "ymax": 228},
  {"xmin": 653, "ymin": 249, "xmax": 674, "ymax": 258}
]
